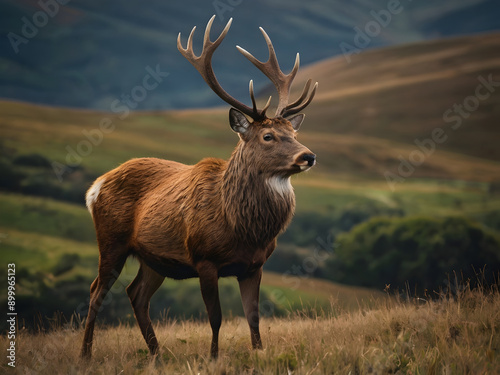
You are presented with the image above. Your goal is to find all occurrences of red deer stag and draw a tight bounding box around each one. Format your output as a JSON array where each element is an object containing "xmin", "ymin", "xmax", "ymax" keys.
[{"xmin": 80, "ymin": 15, "xmax": 317, "ymax": 359}]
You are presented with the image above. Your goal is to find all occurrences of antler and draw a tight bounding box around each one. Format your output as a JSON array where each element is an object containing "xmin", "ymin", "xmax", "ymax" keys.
[
  {"xmin": 178, "ymin": 16, "xmax": 316, "ymax": 119},
  {"xmin": 236, "ymin": 28, "xmax": 318, "ymax": 118},
  {"xmin": 177, "ymin": 15, "xmax": 269, "ymax": 120}
]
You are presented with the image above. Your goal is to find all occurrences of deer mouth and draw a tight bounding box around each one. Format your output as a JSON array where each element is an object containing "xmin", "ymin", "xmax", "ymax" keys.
[
  {"xmin": 289, "ymin": 162, "xmax": 314, "ymax": 174},
  {"xmin": 297, "ymin": 164, "xmax": 314, "ymax": 172},
  {"xmin": 293, "ymin": 156, "xmax": 316, "ymax": 173}
]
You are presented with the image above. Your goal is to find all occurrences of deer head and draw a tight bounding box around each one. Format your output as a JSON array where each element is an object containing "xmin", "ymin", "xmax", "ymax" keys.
[{"xmin": 177, "ymin": 16, "xmax": 318, "ymax": 178}]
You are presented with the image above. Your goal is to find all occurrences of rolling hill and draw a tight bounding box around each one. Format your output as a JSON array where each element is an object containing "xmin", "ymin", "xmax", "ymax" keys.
[
  {"xmin": 1, "ymin": 0, "xmax": 499, "ymax": 110},
  {"xmin": 289, "ymin": 31, "xmax": 500, "ymax": 182}
]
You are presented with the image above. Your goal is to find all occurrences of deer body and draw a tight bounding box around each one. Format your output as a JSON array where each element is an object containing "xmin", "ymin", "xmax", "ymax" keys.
[
  {"xmin": 81, "ymin": 16, "xmax": 317, "ymax": 359},
  {"xmin": 89, "ymin": 139, "xmax": 297, "ymax": 280}
]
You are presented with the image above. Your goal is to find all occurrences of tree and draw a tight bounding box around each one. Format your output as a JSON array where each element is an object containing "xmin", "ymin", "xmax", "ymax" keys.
[{"xmin": 326, "ymin": 216, "xmax": 500, "ymax": 293}]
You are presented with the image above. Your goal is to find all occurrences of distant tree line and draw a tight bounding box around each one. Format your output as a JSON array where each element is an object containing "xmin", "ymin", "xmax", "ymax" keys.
[
  {"xmin": 324, "ymin": 216, "xmax": 500, "ymax": 294},
  {"xmin": 273, "ymin": 208, "xmax": 500, "ymax": 295}
]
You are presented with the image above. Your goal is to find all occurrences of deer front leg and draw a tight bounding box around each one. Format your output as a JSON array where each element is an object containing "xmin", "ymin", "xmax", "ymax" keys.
[
  {"xmin": 197, "ymin": 261, "xmax": 222, "ymax": 358},
  {"xmin": 238, "ymin": 267, "xmax": 263, "ymax": 349}
]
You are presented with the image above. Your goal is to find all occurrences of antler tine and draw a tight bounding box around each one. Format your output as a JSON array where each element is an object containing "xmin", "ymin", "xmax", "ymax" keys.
[
  {"xmin": 249, "ymin": 80, "xmax": 272, "ymax": 117},
  {"xmin": 177, "ymin": 16, "xmax": 264, "ymax": 120},
  {"xmin": 282, "ymin": 81, "xmax": 318, "ymax": 118},
  {"xmin": 203, "ymin": 15, "xmax": 230, "ymax": 52},
  {"xmin": 262, "ymin": 95, "xmax": 272, "ymax": 115},
  {"xmin": 185, "ymin": 27, "xmax": 196, "ymax": 56},
  {"xmin": 249, "ymin": 80, "xmax": 257, "ymax": 113},
  {"xmin": 236, "ymin": 27, "xmax": 300, "ymax": 117},
  {"xmin": 286, "ymin": 78, "xmax": 312, "ymax": 109}
]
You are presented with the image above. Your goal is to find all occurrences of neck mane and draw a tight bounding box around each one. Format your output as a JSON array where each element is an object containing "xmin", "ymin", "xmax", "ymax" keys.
[{"xmin": 221, "ymin": 143, "xmax": 296, "ymax": 247}]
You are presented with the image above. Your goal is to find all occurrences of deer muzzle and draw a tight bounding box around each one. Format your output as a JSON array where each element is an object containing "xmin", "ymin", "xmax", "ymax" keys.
[{"xmin": 294, "ymin": 152, "xmax": 316, "ymax": 171}]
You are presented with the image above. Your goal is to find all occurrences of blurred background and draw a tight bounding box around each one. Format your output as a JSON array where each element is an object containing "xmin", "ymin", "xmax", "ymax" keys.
[{"xmin": 1, "ymin": 0, "xmax": 499, "ymax": 330}]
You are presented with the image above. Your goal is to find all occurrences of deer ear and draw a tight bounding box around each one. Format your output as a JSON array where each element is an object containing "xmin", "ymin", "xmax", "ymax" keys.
[
  {"xmin": 287, "ymin": 113, "xmax": 305, "ymax": 132},
  {"xmin": 229, "ymin": 108, "xmax": 251, "ymax": 134}
]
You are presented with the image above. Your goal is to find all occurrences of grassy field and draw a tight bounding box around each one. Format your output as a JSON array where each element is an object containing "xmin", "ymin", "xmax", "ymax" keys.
[{"xmin": 2, "ymin": 285, "xmax": 498, "ymax": 374}]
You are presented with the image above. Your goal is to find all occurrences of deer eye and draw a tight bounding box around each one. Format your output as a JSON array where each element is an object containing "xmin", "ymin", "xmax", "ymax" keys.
[{"xmin": 263, "ymin": 133, "xmax": 274, "ymax": 142}]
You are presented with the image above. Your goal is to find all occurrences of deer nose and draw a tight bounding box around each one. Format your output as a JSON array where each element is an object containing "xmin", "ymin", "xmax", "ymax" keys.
[{"xmin": 302, "ymin": 153, "xmax": 316, "ymax": 167}]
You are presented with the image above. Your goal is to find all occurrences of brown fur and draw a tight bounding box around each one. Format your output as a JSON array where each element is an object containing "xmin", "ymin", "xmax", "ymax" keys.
[
  {"xmin": 81, "ymin": 16, "xmax": 317, "ymax": 359},
  {"xmin": 80, "ymin": 114, "xmax": 315, "ymax": 358}
]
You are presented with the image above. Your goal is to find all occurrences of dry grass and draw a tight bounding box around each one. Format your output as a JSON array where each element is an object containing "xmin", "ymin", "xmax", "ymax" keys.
[{"xmin": 3, "ymin": 286, "xmax": 499, "ymax": 374}]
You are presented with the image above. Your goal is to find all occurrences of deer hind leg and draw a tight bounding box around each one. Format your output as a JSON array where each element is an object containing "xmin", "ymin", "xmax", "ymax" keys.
[
  {"xmin": 126, "ymin": 260, "xmax": 165, "ymax": 355},
  {"xmin": 80, "ymin": 245, "xmax": 128, "ymax": 358},
  {"xmin": 197, "ymin": 261, "xmax": 222, "ymax": 358},
  {"xmin": 238, "ymin": 267, "xmax": 263, "ymax": 349}
]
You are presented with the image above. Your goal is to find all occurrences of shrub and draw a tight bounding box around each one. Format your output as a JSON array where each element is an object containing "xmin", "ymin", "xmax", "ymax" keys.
[
  {"xmin": 325, "ymin": 216, "xmax": 500, "ymax": 293},
  {"xmin": 13, "ymin": 153, "xmax": 51, "ymax": 168},
  {"xmin": 52, "ymin": 253, "xmax": 81, "ymax": 276},
  {"xmin": 280, "ymin": 201, "xmax": 404, "ymax": 248},
  {"xmin": 0, "ymin": 159, "xmax": 25, "ymax": 190}
]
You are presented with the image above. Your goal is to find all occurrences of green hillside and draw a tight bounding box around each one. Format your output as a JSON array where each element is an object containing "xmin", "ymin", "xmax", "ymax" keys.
[
  {"xmin": 1, "ymin": 32, "xmax": 500, "ymax": 328},
  {"xmin": 293, "ymin": 31, "xmax": 500, "ymax": 180}
]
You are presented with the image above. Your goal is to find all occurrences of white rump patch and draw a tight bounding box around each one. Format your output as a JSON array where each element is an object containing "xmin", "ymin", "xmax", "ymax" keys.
[
  {"xmin": 86, "ymin": 178, "xmax": 105, "ymax": 216},
  {"xmin": 266, "ymin": 176, "xmax": 293, "ymax": 198}
]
